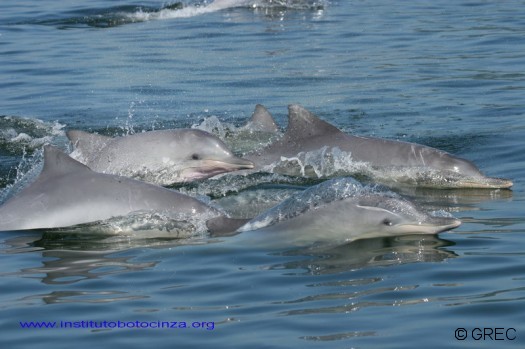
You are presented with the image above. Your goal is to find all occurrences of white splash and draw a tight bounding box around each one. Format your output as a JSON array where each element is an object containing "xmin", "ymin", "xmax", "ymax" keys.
[
  {"xmin": 128, "ymin": 0, "xmax": 252, "ymax": 21},
  {"xmin": 0, "ymin": 116, "xmax": 65, "ymax": 151}
]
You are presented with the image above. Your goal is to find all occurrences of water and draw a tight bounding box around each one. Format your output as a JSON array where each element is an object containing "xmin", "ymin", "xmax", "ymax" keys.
[{"xmin": 1, "ymin": 0, "xmax": 525, "ymax": 347}]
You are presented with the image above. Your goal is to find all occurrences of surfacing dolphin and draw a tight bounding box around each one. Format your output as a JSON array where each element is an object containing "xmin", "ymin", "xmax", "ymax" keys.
[
  {"xmin": 67, "ymin": 129, "xmax": 254, "ymax": 186},
  {"xmin": 244, "ymin": 105, "xmax": 512, "ymax": 189},
  {"xmin": 0, "ymin": 146, "xmax": 245, "ymax": 235},
  {"xmin": 233, "ymin": 177, "xmax": 461, "ymax": 246}
]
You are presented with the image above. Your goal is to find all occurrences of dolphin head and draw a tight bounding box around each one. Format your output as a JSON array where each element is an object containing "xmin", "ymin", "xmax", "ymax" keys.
[
  {"xmin": 428, "ymin": 152, "xmax": 513, "ymax": 189},
  {"xmin": 177, "ymin": 129, "xmax": 254, "ymax": 181},
  {"xmin": 354, "ymin": 195, "xmax": 461, "ymax": 239}
]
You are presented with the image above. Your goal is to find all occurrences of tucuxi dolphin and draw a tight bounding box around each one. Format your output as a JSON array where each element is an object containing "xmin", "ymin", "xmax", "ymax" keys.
[
  {"xmin": 244, "ymin": 105, "xmax": 512, "ymax": 189},
  {"xmin": 67, "ymin": 129, "xmax": 254, "ymax": 186},
  {"xmin": 233, "ymin": 177, "xmax": 461, "ymax": 246},
  {"xmin": 0, "ymin": 146, "xmax": 247, "ymax": 235}
]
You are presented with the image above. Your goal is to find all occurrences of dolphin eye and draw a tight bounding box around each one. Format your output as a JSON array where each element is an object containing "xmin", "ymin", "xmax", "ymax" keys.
[
  {"xmin": 191, "ymin": 154, "xmax": 200, "ymax": 160},
  {"xmin": 382, "ymin": 218, "xmax": 393, "ymax": 226}
]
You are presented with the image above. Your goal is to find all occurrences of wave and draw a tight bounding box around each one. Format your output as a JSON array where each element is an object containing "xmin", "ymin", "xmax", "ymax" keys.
[
  {"xmin": 0, "ymin": 116, "xmax": 65, "ymax": 155},
  {"xmin": 192, "ymin": 114, "xmax": 281, "ymax": 155},
  {"xmin": 44, "ymin": 209, "xmax": 215, "ymax": 239},
  {"xmin": 0, "ymin": 116, "xmax": 66, "ymax": 201}
]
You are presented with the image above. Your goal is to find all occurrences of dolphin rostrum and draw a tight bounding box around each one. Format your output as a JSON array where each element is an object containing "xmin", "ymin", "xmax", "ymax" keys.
[
  {"xmin": 234, "ymin": 177, "xmax": 461, "ymax": 246},
  {"xmin": 244, "ymin": 105, "xmax": 512, "ymax": 189},
  {"xmin": 0, "ymin": 146, "xmax": 248, "ymax": 234},
  {"xmin": 67, "ymin": 129, "xmax": 254, "ymax": 186}
]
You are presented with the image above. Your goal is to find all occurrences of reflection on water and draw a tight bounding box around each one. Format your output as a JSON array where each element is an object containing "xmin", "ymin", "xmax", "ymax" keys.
[
  {"xmin": 398, "ymin": 187, "xmax": 513, "ymax": 209},
  {"xmin": 25, "ymin": 249, "xmax": 157, "ymax": 285},
  {"xmin": 269, "ymin": 235, "xmax": 457, "ymax": 275},
  {"xmin": 1, "ymin": 231, "xmax": 456, "ymax": 288},
  {"xmin": 0, "ymin": 233, "xmax": 210, "ymax": 288},
  {"xmin": 20, "ymin": 290, "xmax": 147, "ymax": 305},
  {"xmin": 300, "ymin": 330, "xmax": 377, "ymax": 342}
]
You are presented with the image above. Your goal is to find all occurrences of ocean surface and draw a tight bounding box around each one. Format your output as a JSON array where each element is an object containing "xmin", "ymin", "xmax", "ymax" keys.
[{"xmin": 1, "ymin": 0, "xmax": 525, "ymax": 348}]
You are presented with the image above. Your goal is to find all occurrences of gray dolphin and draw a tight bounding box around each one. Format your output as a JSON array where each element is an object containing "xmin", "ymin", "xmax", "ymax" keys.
[
  {"xmin": 234, "ymin": 177, "xmax": 461, "ymax": 246},
  {"xmin": 244, "ymin": 105, "xmax": 512, "ymax": 189},
  {"xmin": 67, "ymin": 129, "xmax": 254, "ymax": 186},
  {"xmin": 0, "ymin": 146, "xmax": 246, "ymax": 234}
]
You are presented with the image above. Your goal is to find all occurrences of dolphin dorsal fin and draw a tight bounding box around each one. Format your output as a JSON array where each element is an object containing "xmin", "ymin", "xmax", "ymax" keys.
[
  {"xmin": 41, "ymin": 145, "xmax": 91, "ymax": 178},
  {"xmin": 66, "ymin": 130, "xmax": 112, "ymax": 156},
  {"xmin": 286, "ymin": 104, "xmax": 342, "ymax": 141},
  {"xmin": 247, "ymin": 104, "xmax": 279, "ymax": 132}
]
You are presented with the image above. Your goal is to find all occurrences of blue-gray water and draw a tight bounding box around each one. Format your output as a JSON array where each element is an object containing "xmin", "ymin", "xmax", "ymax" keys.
[{"xmin": 1, "ymin": 1, "xmax": 525, "ymax": 348}]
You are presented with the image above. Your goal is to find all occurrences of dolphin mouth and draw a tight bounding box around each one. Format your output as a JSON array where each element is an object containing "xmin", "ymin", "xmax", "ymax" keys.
[
  {"xmin": 454, "ymin": 176, "xmax": 513, "ymax": 189},
  {"xmin": 193, "ymin": 158, "xmax": 254, "ymax": 178},
  {"xmin": 214, "ymin": 157, "xmax": 255, "ymax": 171},
  {"xmin": 399, "ymin": 217, "xmax": 462, "ymax": 234},
  {"xmin": 427, "ymin": 216, "xmax": 462, "ymax": 233}
]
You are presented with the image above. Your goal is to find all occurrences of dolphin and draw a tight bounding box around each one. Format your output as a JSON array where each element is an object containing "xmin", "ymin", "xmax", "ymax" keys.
[
  {"xmin": 67, "ymin": 129, "xmax": 254, "ymax": 186},
  {"xmin": 244, "ymin": 104, "xmax": 513, "ymax": 189},
  {"xmin": 0, "ymin": 145, "xmax": 248, "ymax": 234},
  {"xmin": 233, "ymin": 177, "xmax": 461, "ymax": 246}
]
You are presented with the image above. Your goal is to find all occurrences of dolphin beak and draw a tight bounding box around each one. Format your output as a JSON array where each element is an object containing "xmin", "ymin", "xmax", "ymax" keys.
[
  {"xmin": 481, "ymin": 177, "xmax": 513, "ymax": 189},
  {"xmin": 455, "ymin": 176, "xmax": 513, "ymax": 189},
  {"xmin": 398, "ymin": 216, "xmax": 461, "ymax": 235},
  {"xmin": 417, "ymin": 216, "xmax": 462, "ymax": 234},
  {"xmin": 192, "ymin": 157, "xmax": 254, "ymax": 179},
  {"xmin": 215, "ymin": 156, "xmax": 254, "ymax": 172},
  {"xmin": 229, "ymin": 157, "xmax": 255, "ymax": 170},
  {"xmin": 426, "ymin": 216, "xmax": 462, "ymax": 233}
]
